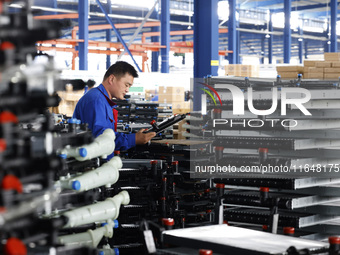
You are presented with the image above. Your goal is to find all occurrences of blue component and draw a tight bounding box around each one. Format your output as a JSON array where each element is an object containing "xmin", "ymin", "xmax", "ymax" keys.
[
  {"xmin": 113, "ymin": 219, "xmax": 119, "ymax": 228},
  {"xmin": 203, "ymin": 76, "xmax": 207, "ymax": 79},
  {"xmin": 296, "ymin": 83, "xmax": 301, "ymax": 87},
  {"xmin": 114, "ymin": 248, "xmax": 119, "ymax": 255},
  {"xmin": 76, "ymin": 119, "xmax": 81, "ymax": 124},
  {"xmin": 99, "ymin": 251, "xmax": 104, "ymax": 255},
  {"xmin": 207, "ymin": 74, "xmax": 212, "ymax": 78},
  {"xmin": 58, "ymin": 154, "xmax": 67, "ymax": 159},
  {"xmin": 245, "ymin": 77, "xmax": 249, "ymax": 80},
  {"xmin": 68, "ymin": 118, "xmax": 77, "ymax": 124},
  {"xmin": 297, "ymin": 73, "xmax": 302, "ymax": 78},
  {"xmin": 72, "ymin": 180, "xmax": 81, "ymax": 190},
  {"xmin": 79, "ymin": 148, "xmax": 87, "ymax": 157},
  {"xmin": 277, "ymin": 75, "xmax": 281, "ymax": 78},
  {"xmin": 101, "ymin": 222, "xmax": 108, "ymax": 227}
]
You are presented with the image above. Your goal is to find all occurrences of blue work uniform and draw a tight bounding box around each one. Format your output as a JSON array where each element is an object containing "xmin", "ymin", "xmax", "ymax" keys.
[{"xmin": 73, "ymin": 84, "xmax": 135, "ymax": 159}]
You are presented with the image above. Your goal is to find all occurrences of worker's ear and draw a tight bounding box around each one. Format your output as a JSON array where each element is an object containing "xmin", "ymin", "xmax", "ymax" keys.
[{"xmin": 109, "ymin": 74, "xmax": 116, "ymax": 84}]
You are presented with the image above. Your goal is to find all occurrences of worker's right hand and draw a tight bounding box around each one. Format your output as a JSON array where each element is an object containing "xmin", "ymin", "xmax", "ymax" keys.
[{"xmin": 135, "ymin": 129, "xmax": 156, "ymax": 145}]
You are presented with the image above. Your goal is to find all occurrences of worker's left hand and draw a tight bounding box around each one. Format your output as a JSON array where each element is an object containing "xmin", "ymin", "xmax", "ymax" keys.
[{"xmin": 135, "ymin": 129, "xmax": 156, "ymax": 145}]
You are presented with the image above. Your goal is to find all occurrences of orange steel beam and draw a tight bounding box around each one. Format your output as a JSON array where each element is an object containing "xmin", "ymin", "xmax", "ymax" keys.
[
  {"xmin": 36, "ymin": 46, "xmax": 147, "ymax": 56},
  {"xmin": 143, "ymin": 28, "xmax": 228, "ymax": 37},
  {"xmin": 37, "ymin": 39, "xmax": 166, "ymax": 51},
  {"xmin": 34, "ymin": 13, "xmax": 79, "ymax": 20},
  {"xmin": 72, "ymin": 21, "xmax": 161, "ymax": 32}
]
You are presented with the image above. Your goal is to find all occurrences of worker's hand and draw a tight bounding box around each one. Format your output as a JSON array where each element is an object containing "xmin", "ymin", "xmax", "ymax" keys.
[{"xmin": 135, "ymin": 129, "xmax": 156, "ymax": 145}]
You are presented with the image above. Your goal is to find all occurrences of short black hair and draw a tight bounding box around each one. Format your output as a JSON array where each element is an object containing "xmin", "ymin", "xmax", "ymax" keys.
[{"xmin": 103, "ymin": 61, "xmax": 138, "ymax": 80}]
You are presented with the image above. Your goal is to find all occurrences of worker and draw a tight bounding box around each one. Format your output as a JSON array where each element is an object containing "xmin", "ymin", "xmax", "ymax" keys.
[{"xmin": 73, "ymin": 61, "xmax": 156, "ymax": 159}]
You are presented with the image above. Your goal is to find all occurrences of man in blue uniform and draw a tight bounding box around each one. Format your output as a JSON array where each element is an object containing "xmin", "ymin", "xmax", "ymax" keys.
[{"xmin": 73, "ymin": 61, "xmax": 155, "ymax": 159}]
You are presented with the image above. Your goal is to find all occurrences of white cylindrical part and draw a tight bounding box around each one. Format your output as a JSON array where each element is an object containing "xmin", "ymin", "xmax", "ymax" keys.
[
  {"xmin": 79, "ymin": 129, "xmax": 116, "ymax": 160},
  {"xmin": 63, "ymin": 191, "xmax": 130, "ymax": 228},
  {"xmin": 58, "ymin": 224, "xmax": 113, "ymax": 248},
  {"xmin": 59, "ymin": 156, "xmax": 122, "ymax": 191},
  {"xmin": 60, "ymin": 129, "xmax": 116, "ymax": 161}
]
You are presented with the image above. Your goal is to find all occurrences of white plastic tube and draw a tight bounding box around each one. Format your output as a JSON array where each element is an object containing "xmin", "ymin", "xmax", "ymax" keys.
[
  {"xmin": 60, "ymin": 129, "xmax": 116, "ymax": 161},
  {"xmin": 58, "ymin": 220, "xmax": 117, "ymax": 248},
  {"xmin": 63, "ymin": 191, "xmax": 130, "ymax": 228},
  {"xmin": 59, "ymin": 156, "xmax": 122, "ymax": 191}
]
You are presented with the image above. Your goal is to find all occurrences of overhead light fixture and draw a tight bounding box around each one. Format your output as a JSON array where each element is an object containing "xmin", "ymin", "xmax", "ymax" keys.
[
  {"xmin": 187, "ymin": 25, "xmax": 192, "ymax": 29},
  {"xmin": 327, "ymin": 41, "xmax": 331, "ymax": 44},
  {"xmin": 298, "ymin": 38, "xmax": 303, "ymax": 42},
  {"xmin": 265, "ymin": 34, "xmax": 270, "ymax": 38}
]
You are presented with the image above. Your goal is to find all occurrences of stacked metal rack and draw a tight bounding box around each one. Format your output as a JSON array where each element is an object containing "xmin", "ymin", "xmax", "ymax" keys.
[{"xmin": 196, "ymin": 75, "xmax": 340, "ymax": 241}]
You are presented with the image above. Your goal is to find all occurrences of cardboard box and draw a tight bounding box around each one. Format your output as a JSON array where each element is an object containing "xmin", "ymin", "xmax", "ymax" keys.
[
  {"xmin": 315, "ymin": 61, "xmax": 332, "ymax": 68},
  {"xmin": 325, "ymin": 52, "xmax": 340, "ymax": 61},
  {"xmin": 308, "ymin": 72, "xmax": 324, "ymax": 79},
  {"xmin": 304, "ymin": 67, "xmax": 324, "ymax": 73},
  {"xmin": 332, "ymin": 62, "xmax": 340, "ymax": 68},
  {"xmin": 276, "ymin": 65, "xmax": 303, "ymax": 72},
  {"xmin": 172, "ymin": 101, "xmax": 190, "ymax": 114},
  {"xmin": 324, "ymin": 73, "xmax": 340, "ymax": 79},
  {"xmin": 158, "ymin": 86, "xmax": 184, "ymax": 103},
  {"xmin": 303, "ymin": 60, "xmax": 318, "ymax": 67},
  {"xmin": 324, "ymin": 68, "xmax": 340, "ymax": 73},
  {"xmin": 277, "ymin": 71, "xmax": 301, "ymax": 79}
]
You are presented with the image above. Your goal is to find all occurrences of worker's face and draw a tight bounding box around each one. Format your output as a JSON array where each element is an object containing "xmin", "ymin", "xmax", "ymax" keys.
[{"xmin": 108, "ymin": 73, "xmax": 134, "ymax": 100}]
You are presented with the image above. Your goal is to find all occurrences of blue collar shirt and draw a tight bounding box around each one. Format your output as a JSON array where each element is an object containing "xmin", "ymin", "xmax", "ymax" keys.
[{"xmin": 73, "ymin": 84, "xmax": 135, "ymax": 160}]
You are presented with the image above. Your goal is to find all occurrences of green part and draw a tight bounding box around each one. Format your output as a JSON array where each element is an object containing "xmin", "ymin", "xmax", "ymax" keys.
[
  {"xmin": 129, "ymin": 87, "xmax": 144, "ymax": 92},
  {"xmin": 200, "ymin": 88, "xmax": 217, "ymax": 105}
]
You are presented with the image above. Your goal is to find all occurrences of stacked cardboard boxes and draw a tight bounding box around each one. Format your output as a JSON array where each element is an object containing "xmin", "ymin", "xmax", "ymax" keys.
[
  {"xmin": 276, "ymin": 65, "xmax": 304, "ymax": 79},
  {"xmin": 225, "ymin": 64, "xmax": 259, "ymax": 77},
  {"xmin": 173, "ymin": 119, "xmax": 187, "ymax": 139},
  {"xmin": 50, "ymin": 89, "xmax": 84, "ymax": 117},
  {"xmin": 276, "ymin": 53, "xmax": 340, "ymax": 80},
  {"xmin": 158, "ymin": 86, "xmax": 190, "ymax": 114}
]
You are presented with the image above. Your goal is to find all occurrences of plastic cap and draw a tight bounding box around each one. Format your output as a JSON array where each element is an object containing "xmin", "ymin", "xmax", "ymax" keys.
[
  {"xmin": 150, "ymin": 120, "xmax": 156, "ymax": 125},
  {"xmin": 150, "ymin": 160, "xmax": 158, "ymax": 165},
  {"xmin": 260, "ymin": 187, "xmax": 269, "ymax": 192},
  {"xmin": 99, "ymin": 251, "xmax": 104, "ymax": 255},
  {"xmin": 213, "ymin": 108, "xmax": 222, "ymax": 113},
  {"xmin": 101, "ymin": 223, "xmax": 108, "ymax": 227},
  {"xmin": 5, "ymin": 237, "xmax": 27, "ymax": 255},
  {"xmin": 262, "ymin": 225, "xmax": 268, "ymax": 231},
  {"xmin": 283, "ymin": 227, "xmax": 295, "ymax": 235},
  {"xmin": 259, "ymin": 148, "xmax": 269, "ymax": 153},
  {"xmin": 0, "ymin": 41, "xmax": 15, "ymax": 50},
  {"xmin": 79, "ymin": 148, "xmax": 87, "ymax": 157},
  {"xmin": 329, "ymin": 236, "xmax": 340, "ymax": 244},
  {"xmin": 0, "ymin": 111, "xmax": 18, "ymax": 124},
  {"xmin": 76, "ymin": 119, "xmax": 81, "ymax": 124},
  {"xmin": 215, "ymin": 183, "xmax": 225, "ymax": 189},
  {"xmin": 162, "ymin": 218, "xmax": 175, "ymax": 226},
  {"xmin": 277, "ymin": 75, "xmax": 281, "ymax": 78},
  {"xmin": 199, "ymin": 249, "xmax": 213, "ymax": 255},
  {"xmin": 1, "ymin": 175, "xmax": 23, "ymax": 193},
  {"xmin": 207, "ymin": 75, "xmax": 212, "ymax": 78},
  {"xmin": 215, "ymin": 146, "xmax": 224, "ymax": 151},
  {"xmin": 0, "ymin": 139, "xmax": 7, "ymax": 153},
  {"xmin": 298, "ymin": 73, "xmax": 302, "ymax": 77},
  {"xmin": 72, "ymin": 180, "xmax": 81, "ymax": 191},
  {"xmin": 172, "ymin": 161, "xmax": 179, "ymax": 165},
  {"xmin": 113, "ymin": 219, "xmax": 119, "ymax": 228},
  {"xmin": 59, "ymin": 154, "xmax": 67, "ymax": 159},
  {"xmin": 114, "ymin": 248, "xmax": 119, "ymax": 255}
]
